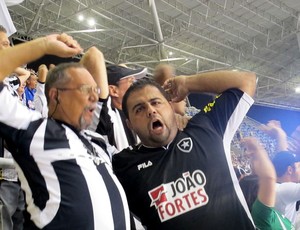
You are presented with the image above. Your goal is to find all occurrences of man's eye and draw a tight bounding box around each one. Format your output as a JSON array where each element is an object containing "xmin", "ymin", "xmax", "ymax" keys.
[{"xmin": 135, "ymin": 107, "xmax": 142, "ymax": 113}]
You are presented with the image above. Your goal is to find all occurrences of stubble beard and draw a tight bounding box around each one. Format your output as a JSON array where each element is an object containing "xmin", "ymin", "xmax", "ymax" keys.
[{"xmin": 79, "ymin": 109, "xmax": 91, "ymax": 130}]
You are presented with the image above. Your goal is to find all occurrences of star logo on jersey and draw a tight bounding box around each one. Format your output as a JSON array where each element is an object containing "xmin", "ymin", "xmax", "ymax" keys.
[{"xmin": 177, "ymin": 137, "xmax": 193, "ymax": 153}]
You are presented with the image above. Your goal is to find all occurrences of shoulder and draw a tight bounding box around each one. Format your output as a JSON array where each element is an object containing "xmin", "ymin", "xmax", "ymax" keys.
[{"xmin": 112, "ymin": 145, "xmax": 142, "ymax": 166}]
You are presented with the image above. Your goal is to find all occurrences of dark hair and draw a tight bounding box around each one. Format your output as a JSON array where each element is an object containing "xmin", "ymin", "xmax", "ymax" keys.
[
  {"xmin": 239, "ymin": 175, "xmax": 258, "ymax": 212},
  {"xmin": 272, "ymin": 151, "xmax": 300, "ymax": 177},
  {"xmin": 0, "ymin": 25, "xmax": 7, "ymax": 33},
  {"xmin": 122, "ymin": 78, "xmax": 169, "ymax": 119},
  {"xmin": 45, "ymin": 62, "xmax": 83, "ymax": 103}
]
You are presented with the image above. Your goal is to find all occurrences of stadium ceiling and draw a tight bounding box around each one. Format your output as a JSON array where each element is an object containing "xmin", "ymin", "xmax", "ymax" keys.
[{"xmin": 7, "ymin": 0, "xmax": 300, "ymax": 110}]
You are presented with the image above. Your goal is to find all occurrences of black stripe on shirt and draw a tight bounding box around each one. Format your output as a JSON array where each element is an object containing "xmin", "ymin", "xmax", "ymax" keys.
[{"xmin": 98, "ymin": 164, "xmax": 126, "ymax": 229}]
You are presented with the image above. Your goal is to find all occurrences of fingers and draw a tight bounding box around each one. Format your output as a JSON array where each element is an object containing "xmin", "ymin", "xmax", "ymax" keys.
[
  {"xmin": 57, "ymin": 33, "xmax": 78, "ymax": 48},
  {"xmin": 163, "ymin": 78, "xmax": 181, "ymax": 102},
  {"xmin": 163, "ymin": 79, "xmax": 175, "ymax": 100},
  {"xmin": 175, "ymin": 114, "xmax": 190, "ymax": 131},
  {"xmin": 49, "ymin": 64, "xmax": 56, "ymax": 70},
  {"xmin": 162, "ymin": 78, "xmax": 173, "ymax": 91},
  {"xmin": 56, "ymin": 33, "xmax": 83, "ymax": 55},
  {"xmin": 38, "ymin": 64, "xmax": 48, "ymax": 83},
  {"xmin": 267, "ymin": 120, "xmax": 281, "ymax": 128}
]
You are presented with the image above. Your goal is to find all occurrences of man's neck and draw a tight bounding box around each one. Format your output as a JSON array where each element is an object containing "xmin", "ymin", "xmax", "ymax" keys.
[
  {"xmin": 277, "ymin": 175, "xmax": 292, "ymax": 183},
  {"xmin": 111, "ymin": 99, "xmax": 122, "ymax": 110}
]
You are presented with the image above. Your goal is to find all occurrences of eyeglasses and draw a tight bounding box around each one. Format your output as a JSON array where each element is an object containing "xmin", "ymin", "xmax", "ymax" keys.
[{"xmin": 57, "ymin": 85, "xmax": 100, "ymax": 95}]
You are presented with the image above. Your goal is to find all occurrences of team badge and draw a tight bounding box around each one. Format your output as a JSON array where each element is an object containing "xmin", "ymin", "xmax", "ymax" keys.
[{"xmin": 177, "ymin": 137, "xmax": 193, "ymax": 153}]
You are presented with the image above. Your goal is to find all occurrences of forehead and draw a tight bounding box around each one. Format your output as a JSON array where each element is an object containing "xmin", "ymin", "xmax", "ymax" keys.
[
  {"xmin": 127, "ymin": 85, "xmax": 166, "ymax": 106},
  {"xmin": 0, "ymin": 32, "xmax": 8, "ymax": 41},
  {"xmin": 66, "ymin": 67, "xmax": 96, "ymax": 86},
  {"xmin": 28, "ymin": 73, "xmax": 38, "ymax": 80}
]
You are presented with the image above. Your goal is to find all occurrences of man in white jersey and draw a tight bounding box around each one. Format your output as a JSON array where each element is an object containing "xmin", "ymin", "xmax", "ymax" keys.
[{"xmin": 262, "ymin": 120, "xmax": 300, "ymax": 225}]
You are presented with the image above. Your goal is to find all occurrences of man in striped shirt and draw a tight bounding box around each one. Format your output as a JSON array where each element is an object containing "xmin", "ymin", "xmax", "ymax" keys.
[{"xmin": 0, "ymin": 34, "xmax": 131, "ymax": 229}]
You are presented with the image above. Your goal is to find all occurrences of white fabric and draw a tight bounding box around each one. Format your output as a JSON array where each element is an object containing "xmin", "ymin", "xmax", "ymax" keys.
[
  {"xmin": 275, "ymin": 182, "xmax": 300, "ymax": 224},
  {"xmin": 0, "ymin": 85, "xmax": 131, "ymax": 229},
  {"xmin": 90, "ymin": 96, "xmax": 134, "ymax": 151},
  {"xmin": 1, "ymin": 148, "xmax": 17, "ymax": 181},
  {"xmin": 4, "ymin": 0, "xmax": 24, "ymax": 7},
  {"xmin": 34, "ymin": 82, "xmax": 48, "ymax": 118},
  {"xmin": 0, "ymin": 0, "xmax": 16, "ymax": 36}
]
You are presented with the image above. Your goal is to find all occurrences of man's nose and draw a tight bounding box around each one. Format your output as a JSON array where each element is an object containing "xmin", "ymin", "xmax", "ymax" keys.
[
  {"xmin": 147, "ymin": 105, "xmax": 157, "ymax": 117},
  {"xmin": 89, "ymin": 91, "xmax": 98, "ymax": 102}
]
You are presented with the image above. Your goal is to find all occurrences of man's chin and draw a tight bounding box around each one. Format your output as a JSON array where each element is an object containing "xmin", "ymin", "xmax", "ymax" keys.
[{"xmin": 80, "ymin": 117, "xmax": 92, "ymax": 130}]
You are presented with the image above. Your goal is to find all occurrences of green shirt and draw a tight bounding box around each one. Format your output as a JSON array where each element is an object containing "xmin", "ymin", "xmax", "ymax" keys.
[{"xmin": 252, "ymin": 199, "xmax": 294, "ymax": 230}]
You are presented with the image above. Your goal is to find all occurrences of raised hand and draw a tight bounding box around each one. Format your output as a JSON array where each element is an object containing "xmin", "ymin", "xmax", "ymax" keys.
[
  {"xmin": 162, "ymin": 75, "xmax": 188, "ymax": 102},
  {"xmin": 260, "ymin": 120, "xmax": 287, "ymax": 139},
  {"xmin": 44, "ymin": 33, "xmax": 83, "ymax": 57}
]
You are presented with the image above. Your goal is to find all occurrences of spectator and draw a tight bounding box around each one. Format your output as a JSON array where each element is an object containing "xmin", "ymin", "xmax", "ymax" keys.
[
  {"xmin": 34, "ymin": 64, "xmax": 49, "ymax": 117},
  {"xmin": 239, "ymin": 137, "xmax": 294, "ymax": 229},
  {"xmin": 113, "ymin": 69, "xmax": 256, "ymax": 229},
  {"xmin": 0, "ymin": 34, "xmax": 132, "ymax": 229},
  {"xmin": 107, "ymin": 64, "xmax": 147, "ymax": 111},
  {"xmin": 261, "ymin": 120, "xmax": 300, "ymax": 225},
  {"xmin": 0, "ymin": 24, "xmax": 28, "ymax": 230},
  {"xmin": 16, "ymin": 76, "xmax": 27, "ymax": 105},
  {"xmin": 90, "ymin": 64, "xmax": 147, "ymax": 150},
  {"xmin": 0, "ymin": 24, "xmax": 9, "ymax": 49},
  {"xmin": 272, "ymin": 151, "xmax": 300, "ymax": 225},
  {"xmin": 23, "ymin": 69, "xmax": 38, "ymax": 110}
]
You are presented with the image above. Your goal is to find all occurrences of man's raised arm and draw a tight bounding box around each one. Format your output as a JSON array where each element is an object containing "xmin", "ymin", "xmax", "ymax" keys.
[
  {"xmin": 163, "ymin": 70, "xmax": 256, "ymax": 103},
  {"xmin": 0, "ymin": 33, "xmax": 82, "ymax": 81}
]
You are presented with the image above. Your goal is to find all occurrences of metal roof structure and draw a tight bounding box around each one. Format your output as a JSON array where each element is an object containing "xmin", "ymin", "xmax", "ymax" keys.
[{"xmin": 7, "ymin": 0, "xmax": 300, "ymax": 110}]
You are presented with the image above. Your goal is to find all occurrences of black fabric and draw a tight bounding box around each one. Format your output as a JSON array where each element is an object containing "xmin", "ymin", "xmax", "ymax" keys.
[
  {"xmin": 95, "ymin": 102, "xmax": 137, "ymax": 148},
  {"xmin": 0, "ymin": 137, "xmax": 3, "ymax": 158},
  {"xmin": 130, "ymin": 213, "xmax": 137, "ymax": 230},
  {"xmin": 106, "ymin": 65, "xmax": 146, "ymax": 86},
  {"xmin": 113, "ymin": 89, "xmax": 255, "ymax": 230},
  {"xmin": 96, "ymin": 101, "xmax": 116, "ymax": 147},
  {"xmin": 0, "ymin": 88, "xmax": 131, "ymax": 229}
]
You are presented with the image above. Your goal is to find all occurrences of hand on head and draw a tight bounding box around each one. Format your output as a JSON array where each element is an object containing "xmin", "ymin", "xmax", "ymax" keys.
[
  {"xmin": 45, "ymin": 33, "xmax": 83, "ymax": 57},
  {"xmin": 163, "ymin": 76, "xmax": 188, "ymax": 103}
]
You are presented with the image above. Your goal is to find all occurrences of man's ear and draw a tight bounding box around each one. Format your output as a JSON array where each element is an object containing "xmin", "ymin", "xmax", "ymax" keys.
[
  {"xmin": 48, "ymin": 88, "xmax": 58, "ymax": 104},
  {"xmin": 287, "ymin": 165, "xmax": 294, "ymax": 175},
  {"xmin": 126, "ymin": 119, "xmax": 133, "ymax": 130},
  {"xmin": 108, "ymin": 85, "xmax": 119, "ymax": 97}
]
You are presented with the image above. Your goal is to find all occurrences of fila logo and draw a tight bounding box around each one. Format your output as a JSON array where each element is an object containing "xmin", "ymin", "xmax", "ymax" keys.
[
  {"xmin": 177, "ymin": 137, "xmax": 193, "ymax": 153},
  {"xmin": 137, "ymin": 160, "xmax": 153, "ymax": 171}
]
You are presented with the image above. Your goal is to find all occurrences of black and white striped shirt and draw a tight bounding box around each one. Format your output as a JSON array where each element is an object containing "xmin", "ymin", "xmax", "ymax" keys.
[
  {"xmin": 90, "ymin": 96, "xmax": 138, "ymax": 151},
  {"xmin": 0, "ymin": 83, "xmax": 131, "ymax": 230}
]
